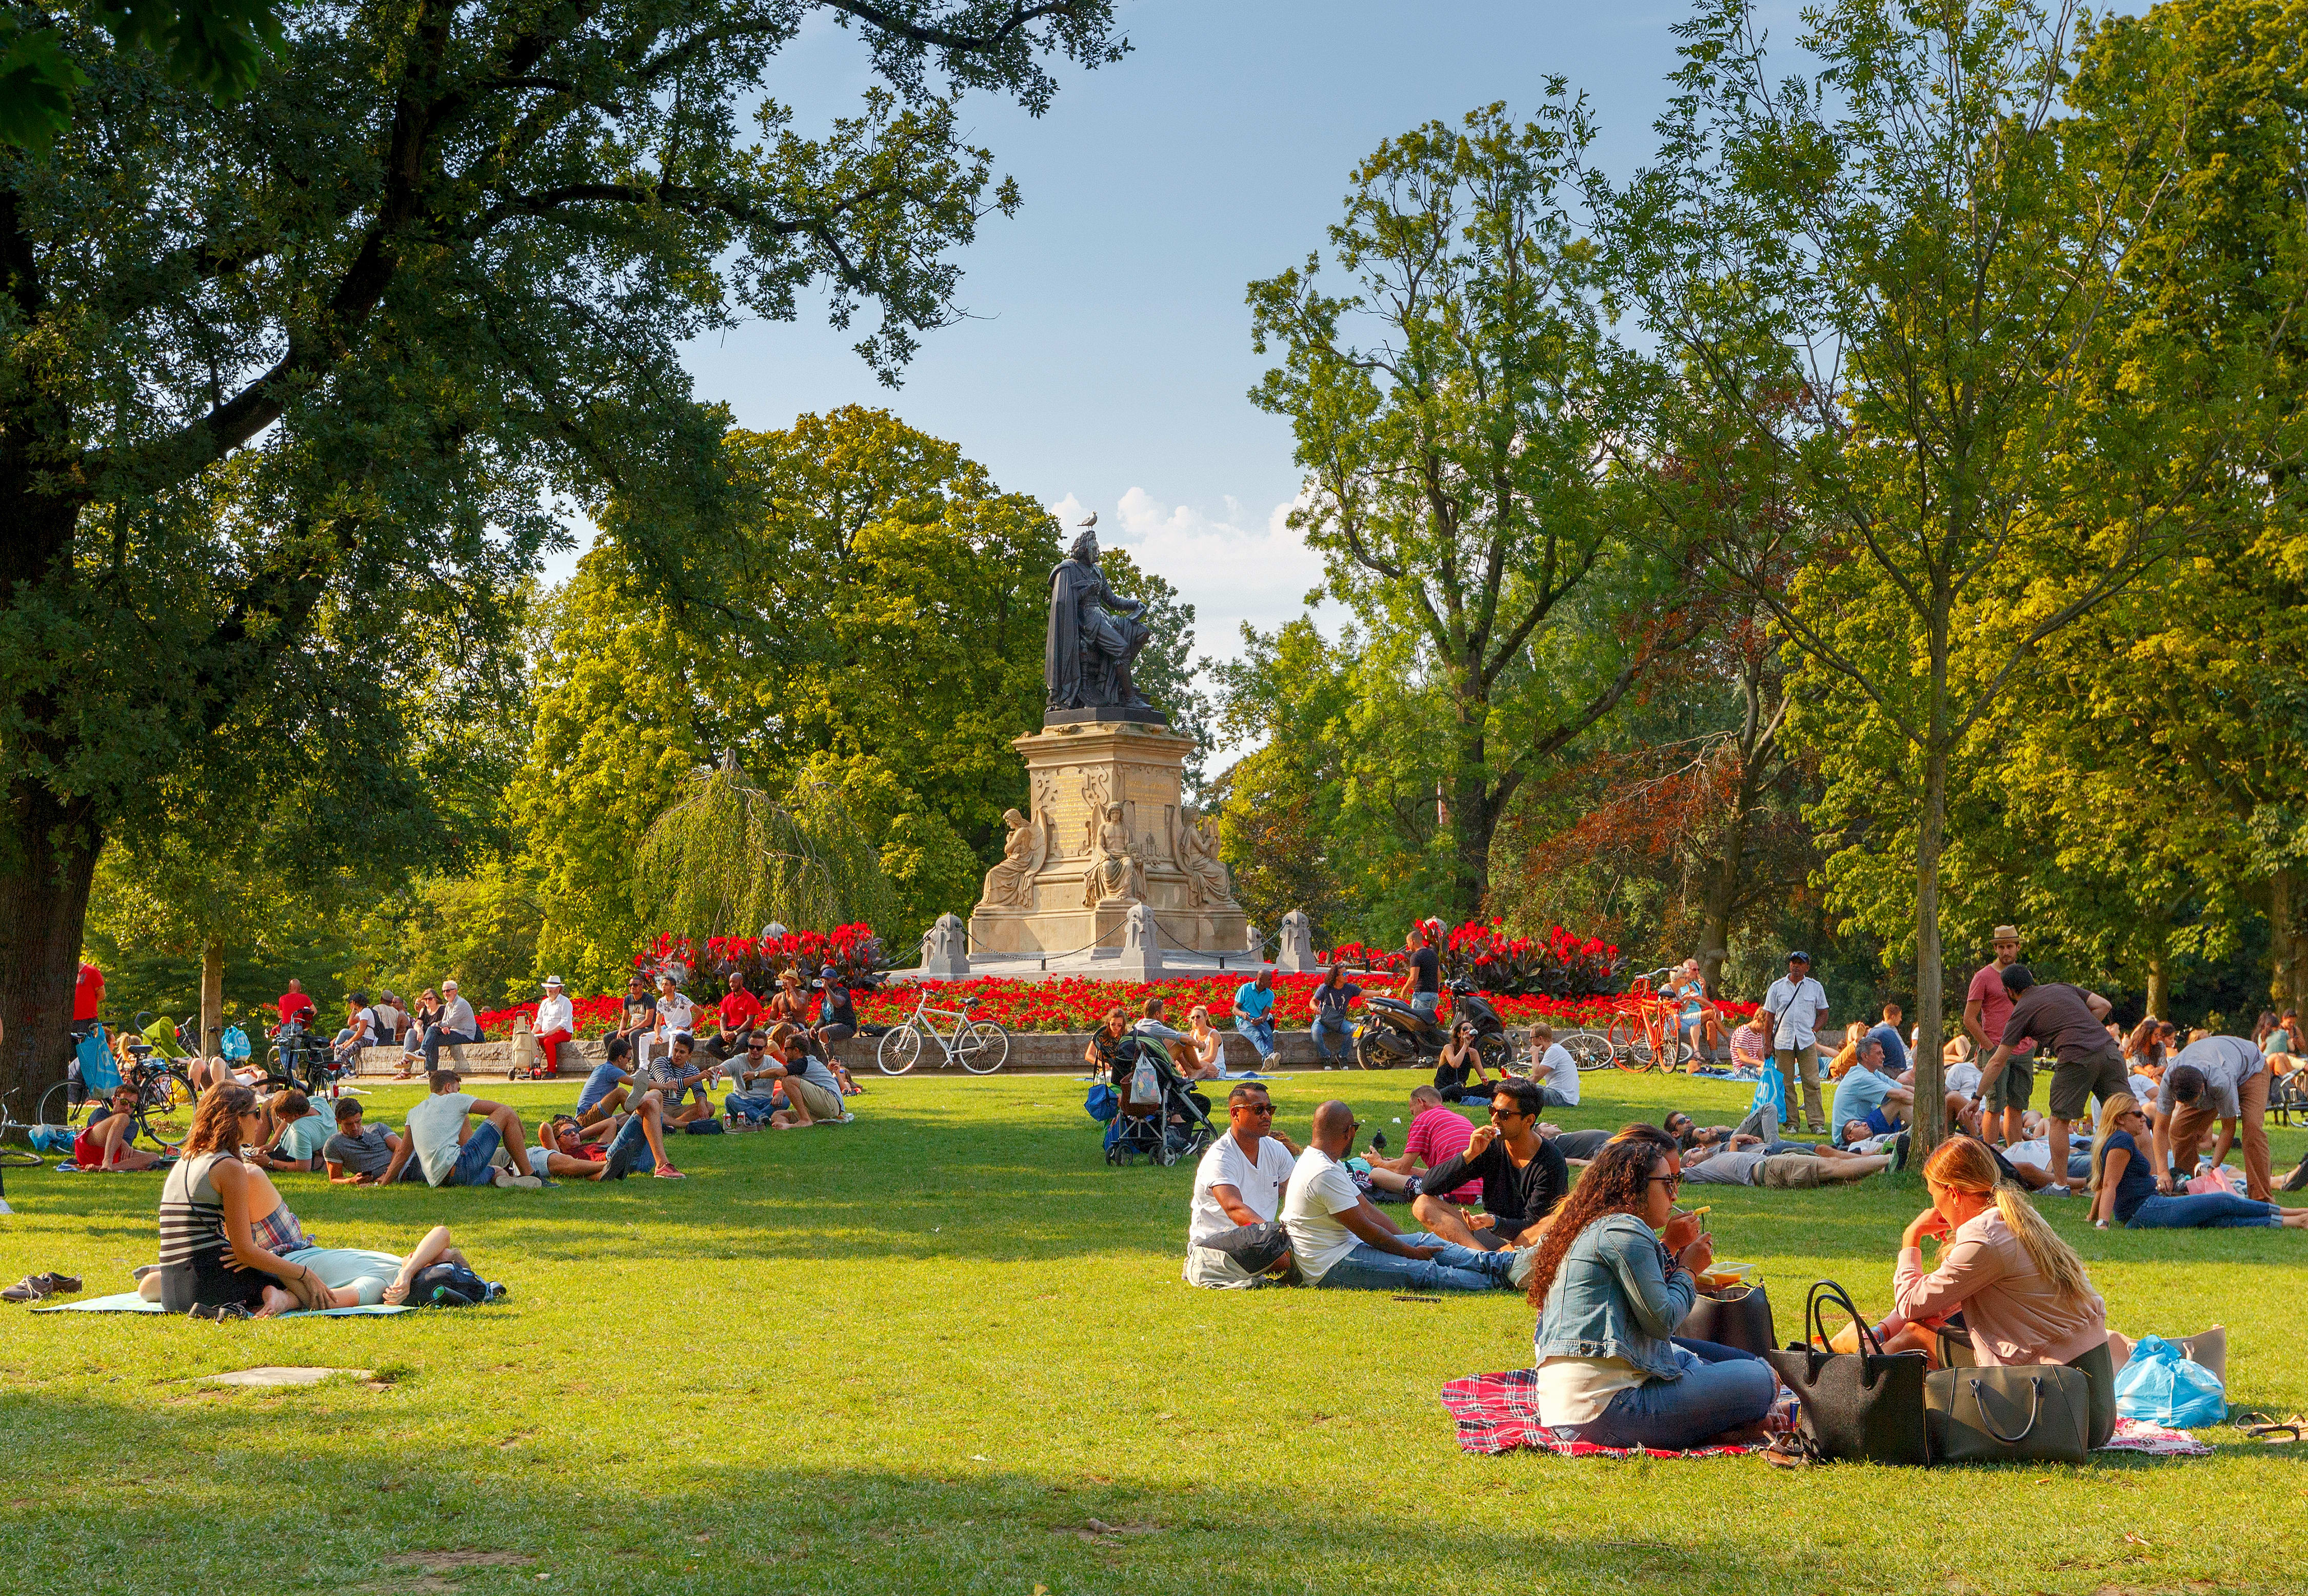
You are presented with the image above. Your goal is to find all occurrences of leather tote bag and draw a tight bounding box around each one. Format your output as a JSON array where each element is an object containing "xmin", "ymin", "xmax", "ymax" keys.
[
  {"xmin": 1926, "ymin": 1364, "xmax": 2090, "ymax": 1464},
  {"xmin": 1677, "ymin": 1283, "xmax": 1776, "ymax": 1356},
  {"xmin": 1762, "ymin": 1281, "xmax": 1931, "ymax": 1466}
]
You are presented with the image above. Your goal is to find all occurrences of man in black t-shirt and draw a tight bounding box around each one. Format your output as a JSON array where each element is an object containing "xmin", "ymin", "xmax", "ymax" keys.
[
  {"xmin": 1397, "ymin": 922, "xmax": 1442, "ymax": 1021},
  {"xmin": 1408, "ymin": 1078, "xmax": 1570, "ymax": 1249}
]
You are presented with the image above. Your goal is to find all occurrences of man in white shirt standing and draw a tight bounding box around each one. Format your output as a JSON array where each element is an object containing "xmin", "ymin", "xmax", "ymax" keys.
[
  {"xmin": 1527, "ymin": 1024, "xmax": 1580, "ymax": 1107},
  {"xmin": 1183, "ymin": 1082, "xmax": 1302, "ymax": 1288},
  {"xmin": 1762, "ymin": 951, "xmax": 1831, "ymax": 1135}
]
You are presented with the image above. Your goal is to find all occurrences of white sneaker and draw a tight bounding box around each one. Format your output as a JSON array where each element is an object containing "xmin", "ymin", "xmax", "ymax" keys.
[
  {"xmin": 2039, "ymin": 1183, "xmax": 2073, "ymax": 1198},
  {"xmin": 493, "ymin": 1168, "xmax": 544, "ymax": 1190},
  {"xmin": 838, "ymin": 1112, "xmax": 855, "ymax": 1124}
]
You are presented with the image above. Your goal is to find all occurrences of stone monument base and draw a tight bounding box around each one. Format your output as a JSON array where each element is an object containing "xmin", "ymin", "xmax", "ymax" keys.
[{"xmin": 966, "ymin": 717, "xmax": 1247, "ymax": 958}]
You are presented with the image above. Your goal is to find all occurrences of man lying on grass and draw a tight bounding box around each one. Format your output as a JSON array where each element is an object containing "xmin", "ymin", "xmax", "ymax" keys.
[
  {"xmin": 1280, "ymin": 1100, "xmax": 1527, "ymax": 1292},
  {"xmin": 1681, "ymin": 1134, "xmax": 1894, "ymax": 1189},
  {"xmin": 1406, "ymin": 1079, "xmax": 1571, "ymax": 1251},
  {"xmin": 380, "ymin": 1069, "xmax": 543, "ymax": 1190}
]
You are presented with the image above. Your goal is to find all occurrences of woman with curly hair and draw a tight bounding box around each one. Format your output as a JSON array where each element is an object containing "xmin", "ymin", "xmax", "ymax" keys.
[
  {"xmin": 1524, "ymin": 1135, "xmax": 1777, "ymax": 1449},
  {"xmin": 155, "ymin": 1083, "xmax": 329, "ymax": 1318}
]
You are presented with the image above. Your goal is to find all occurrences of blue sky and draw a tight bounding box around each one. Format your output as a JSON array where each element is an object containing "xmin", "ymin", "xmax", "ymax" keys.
[{"xmin": 563, "ymin": 2, "xmax": 1806, "ymax": 673}]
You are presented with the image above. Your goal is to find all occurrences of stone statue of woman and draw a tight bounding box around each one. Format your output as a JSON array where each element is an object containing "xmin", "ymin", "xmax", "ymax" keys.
[
  {"xmin": 1176, "ymin": 803, "xmax": 1232, "ymax": 907},
  {"xmin": 980, "ymin": 807, "xmax": 1043, "ymax": 908}
]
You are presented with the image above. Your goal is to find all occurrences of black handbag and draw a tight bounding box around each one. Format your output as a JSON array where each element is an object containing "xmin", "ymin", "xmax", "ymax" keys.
[
  {"xmin": 1200, "ymin": 1221, "xmax": 1291, "ymax": 1275},
  {"xmin": 1677, "ymin": 1283, "xmax": 1776, "ymax": 1356},
  {"xmin": 1762, "ymin": 1280, "xmax": 1932, "ymax": 1466},
  {"xmin": 1925, "ymin": 1365, "xmax": 2090, "ymax": 1464}
]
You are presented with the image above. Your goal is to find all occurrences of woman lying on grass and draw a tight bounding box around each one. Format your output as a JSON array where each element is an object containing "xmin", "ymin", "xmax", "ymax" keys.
[
  {"xmin": 1827, "ymin": 1135, "xmax": 2117, "ymax": 1446},
  {"xmin": 2089, "ymin": 1093, "xmax": 2308, "ymax": 1231},
  {"xmin": 152, "ymin": 1084, "xmax": 330, "ymax": 1319},
  {"xmin": 1523, "ymin": 1133, "xmax": 1777, "ymax": 1450}
]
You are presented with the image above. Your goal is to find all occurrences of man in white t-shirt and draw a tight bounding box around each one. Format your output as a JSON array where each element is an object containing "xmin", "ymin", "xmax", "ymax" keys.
[
  {"xmin": 1183, "ymin": 1082, "xmax": 1302, "ymax": 1288},
  {"xmin": 380, "ymin": 1069, "xmax": 543, "ymax": 1189},
  {"xmin": 1280, "ymin": 1101, "xmax": 1521, "ymax": 1292},
  {"xmin": 1761, "ymin": 951, "xmax": 1831, "ymax": 1134},
  {"xmin": 1527, "ymin": 1024, "xmax": 1579, "ymax": 1107}
]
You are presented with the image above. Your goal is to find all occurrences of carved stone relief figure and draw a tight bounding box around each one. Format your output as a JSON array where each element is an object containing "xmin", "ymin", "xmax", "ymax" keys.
[
  {"xmin": 1175, "ymin": 802, "xmax": 1233, "ymax": 908},
  {"xmin": 980, "ymin": 807, "xmax": 1043, "ymax": 909},
  {"xmin": 1083, "ymin": 802, "xmax": 1147, "ymax": 906}
]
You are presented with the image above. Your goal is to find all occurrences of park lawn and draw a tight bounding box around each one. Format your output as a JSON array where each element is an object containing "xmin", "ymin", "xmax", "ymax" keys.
[{"xmin": 1, "ymin": 1069, "xmax": 2305, "ymax": 1596}]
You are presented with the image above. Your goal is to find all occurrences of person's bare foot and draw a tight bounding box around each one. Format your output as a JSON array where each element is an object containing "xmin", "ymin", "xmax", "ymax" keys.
[{"xmin": 253, "ymin": 1285, "xmax": 296, "ymax": 1319}]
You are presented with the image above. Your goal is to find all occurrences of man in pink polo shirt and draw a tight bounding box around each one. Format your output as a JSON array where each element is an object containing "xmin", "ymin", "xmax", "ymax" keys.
[
  {"xmin": 1963, "ymin": 925, "xmax": 2034, "ymax": 1145},
  {"xmin": 1362, "ymin": 1085, "xmax": 1484, "ymax": 1206}
]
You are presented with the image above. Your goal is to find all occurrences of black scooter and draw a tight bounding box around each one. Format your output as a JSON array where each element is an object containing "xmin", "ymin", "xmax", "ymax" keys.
[{"xmin": 1353, "ymin": 978, "xmax": 1512, "ymax": 1073}]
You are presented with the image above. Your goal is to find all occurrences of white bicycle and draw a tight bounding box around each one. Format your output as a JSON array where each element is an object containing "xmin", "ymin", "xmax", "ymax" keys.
[{"xmin": 875, "ymin": 987, "xmax": 1010, "ymax": 1075}]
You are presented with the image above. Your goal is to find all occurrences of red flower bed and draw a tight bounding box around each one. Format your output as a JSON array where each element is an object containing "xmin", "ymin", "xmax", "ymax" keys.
[{"xmin": 474, "ymin": 992, "xmax": 625, "ymax": 1038}]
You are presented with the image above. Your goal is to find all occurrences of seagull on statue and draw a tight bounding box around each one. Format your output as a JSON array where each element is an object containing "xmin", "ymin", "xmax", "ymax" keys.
[{"xmin": 1079, "ymin": 512, "xmax": 1097, "ymax": 530}]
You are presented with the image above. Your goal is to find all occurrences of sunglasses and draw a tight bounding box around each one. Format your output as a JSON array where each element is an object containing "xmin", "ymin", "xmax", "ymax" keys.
[
  {"xmin": 1239, "ymin": 1102, "xmax": 1275, "ymax": 1116},
  {"xmin": 1649, "ymin": 1173, "xmax": 1683, "ymax": 1191},
  {"xmin": 1488, "ymin": 1106, "xmax": 1529, "ymax": 1121}
]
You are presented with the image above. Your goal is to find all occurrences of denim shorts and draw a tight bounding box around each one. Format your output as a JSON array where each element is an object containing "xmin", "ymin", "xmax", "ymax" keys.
[{"xmin": 441, "ymin": 1120, "xmax": 503, "ymax": 1186}]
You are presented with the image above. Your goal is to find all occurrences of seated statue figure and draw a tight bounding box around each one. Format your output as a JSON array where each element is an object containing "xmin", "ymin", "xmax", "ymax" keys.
[{"xmin": 1045, "ymin": 526, "xmax": 1152, "ymax": 713}]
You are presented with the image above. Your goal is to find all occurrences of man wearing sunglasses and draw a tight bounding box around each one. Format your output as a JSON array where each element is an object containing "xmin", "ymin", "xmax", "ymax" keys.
[
  {"xmin": 1281, "ymin": 1100, "xmax": 1524, "ymax": 1291},
  {"xmin": 1409, "ymin": 1078, "xmax": 1571, "ymax": 1252},
  {"xmin": 1184, "ymin": 1083, "xmax": 1302, "ymax": 1288}
]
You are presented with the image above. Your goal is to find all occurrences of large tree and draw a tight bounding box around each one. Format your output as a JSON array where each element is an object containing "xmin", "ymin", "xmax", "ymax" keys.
[
  {"xmin": 1247, "ymin": 96, "xmax": 1699, "ymax": 921},
  {"xmin": 1594, "ymin": 0, "xmax": 2278, "ymax": 1149},
  {"xmin": 0, "ymin": 1, "xmax": 1123, "ymax": 1102}
]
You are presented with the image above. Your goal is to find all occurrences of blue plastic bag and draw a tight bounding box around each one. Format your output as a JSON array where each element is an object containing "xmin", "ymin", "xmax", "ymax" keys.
[
  {"xmin": 221, "ymin": 1026, "xmax": 250, "ymax": 1061},
  {"xmin": 1749, "ymin": 1061, "xmax": 1786, "ymax": 1130},
  {"xmin": 2114, "ymin": 1334, "xmax": 2227, "ymax": 1427},
  {"xmin": 75, "ymin": 1024, "xmax": 119, "ymax": 1094},
  {"xmin": 1083, "ymin": 1082, "xmax": 1117, "ymax": 1124}
]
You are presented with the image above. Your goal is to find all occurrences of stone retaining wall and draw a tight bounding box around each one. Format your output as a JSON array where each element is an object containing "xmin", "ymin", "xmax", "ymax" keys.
[{"xmin": 353, "ymin": 1027, "xmax": 1347, "ymax": 1079}]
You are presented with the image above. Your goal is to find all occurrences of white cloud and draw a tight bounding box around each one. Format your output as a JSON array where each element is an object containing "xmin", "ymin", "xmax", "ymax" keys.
[{"xmin": 1048, "ymin": 486, "xmax": 1329, "ymax": 665}]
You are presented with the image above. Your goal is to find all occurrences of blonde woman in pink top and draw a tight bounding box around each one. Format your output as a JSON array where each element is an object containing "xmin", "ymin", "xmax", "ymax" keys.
[{"xmin": 1831, "ymin": 1136, "xmax": 2114, "ymax": 1447}]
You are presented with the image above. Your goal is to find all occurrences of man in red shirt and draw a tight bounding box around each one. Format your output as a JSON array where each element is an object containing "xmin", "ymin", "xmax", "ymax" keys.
[
  {"xmin": 718, "ymin": 972, "xmax": 764, "ymax": 1038},
  {"xmin": 1362, "ymin": 1086, "xmax": 1484, "ymax": 1206},
  {"xmin": 73, "ymin": 961, "xmax": 105, "ymax": 1026},
  {"xmin": 277, "ymin": 980, "xmax": 317, "ymax": 1028},
  {"xmin": 1962, "ymin": 926, "xmax": 2032, "ymax": 1145}
]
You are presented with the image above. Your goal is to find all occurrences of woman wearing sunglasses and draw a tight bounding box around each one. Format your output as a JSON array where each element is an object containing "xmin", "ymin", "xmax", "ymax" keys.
[
  {"xmin": 1523, "ymin": 1136, "xmax": 1776, "ymax": 1449},
  {"xmin": 155, "ymin": 1083, "xmax": 330, "ymax": 1318}
]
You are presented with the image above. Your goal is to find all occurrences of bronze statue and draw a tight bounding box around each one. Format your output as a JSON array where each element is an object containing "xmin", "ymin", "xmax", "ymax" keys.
[{"xmin": 1045, "ymin": 524, "xmax": 1157, "ymax": 720}]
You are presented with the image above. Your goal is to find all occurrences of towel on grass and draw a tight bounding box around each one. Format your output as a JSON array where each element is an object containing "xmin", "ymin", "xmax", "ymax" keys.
[
  {"xmin": 35, "ymin": 1292, "xmax": 412, "ymax": 1318},
  {"xmin": 2102, "ymin": 1418, "xmax": 2215, "ymax": 1457},
  {"xmin": 1440, "ymin": 1368, "xmax": 1764, "ymax": 1459}
]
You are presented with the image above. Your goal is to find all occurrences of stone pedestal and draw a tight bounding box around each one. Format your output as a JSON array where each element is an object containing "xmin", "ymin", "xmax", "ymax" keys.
[{"xmin": 968, "ymin": 718, "xmax": 1247, "ymax": 957}]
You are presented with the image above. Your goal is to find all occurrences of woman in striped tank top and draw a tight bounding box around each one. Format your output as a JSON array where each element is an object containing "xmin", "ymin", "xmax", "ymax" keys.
[{"xmin": 156, "ymin": 1083, "xmax": 324, "ymax": 1316}]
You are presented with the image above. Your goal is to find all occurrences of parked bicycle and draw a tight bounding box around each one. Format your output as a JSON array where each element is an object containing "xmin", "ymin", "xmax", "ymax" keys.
[
  {"xmin": 0, "ymin": 1091, "xmax": 49, "ymax": 1166},
  {"xmin": 1605, "ymin": 967, "xmax": 1695, "ymax": 1073},
  {"xmin": 33, "ymin": 1023, "xmax": 196, "ymax": 1154},
  {"xmin": 876, "ymin": 987, "xmax": 1009, "ymax": 1076}
]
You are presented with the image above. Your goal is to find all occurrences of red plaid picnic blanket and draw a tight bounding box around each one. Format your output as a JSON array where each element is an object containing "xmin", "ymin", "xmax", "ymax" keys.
[{"xmin": 1441, "ymin": 1368, "xmax": 1764, "ymax": 1459}]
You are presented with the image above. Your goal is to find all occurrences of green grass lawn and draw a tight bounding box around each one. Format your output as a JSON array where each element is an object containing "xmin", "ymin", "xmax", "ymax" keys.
[{"xmin": 3, "ymin": 1068, "xmax": 2305, "ymax": 1595}]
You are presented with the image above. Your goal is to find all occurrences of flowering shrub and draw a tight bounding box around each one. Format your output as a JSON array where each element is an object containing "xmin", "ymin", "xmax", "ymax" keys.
[
  {"xmin": 698, "ymin": 926, "xmax": 887, "ymax": 1003},
  {"xmin": 1440, "ymin": 920, "xmax": 1624, "ymax": 998},
  {"xmin": 1318, "ymin": 942, "xmax": 1403, "ymax": 974}
]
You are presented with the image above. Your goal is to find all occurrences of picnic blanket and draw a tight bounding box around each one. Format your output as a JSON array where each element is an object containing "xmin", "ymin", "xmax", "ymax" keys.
[
  {"xmin": 34, "ymin": 1292, "xmax": 412, "ymax": 1318},
  {"xmin": 2102, "ymin": 1418, "xmax": 2215, "ymax": 1457},
  {"xmin": 1440, "ymin": 1368, "xmax": 1765, "ymax": 1458}
]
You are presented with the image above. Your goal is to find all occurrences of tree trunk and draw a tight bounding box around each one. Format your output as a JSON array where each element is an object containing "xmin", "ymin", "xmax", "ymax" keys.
[
  {"xmin": 1911, "ymin": 739, "xmax": 1949, "ymax": 1154},
  {"xmin": 1448, "ymin": 770, "xmax": 1493, "ymax": 924},
  {"xmin": 2145, "ymin": 952, "xmax": 2170, "ymax": 1024},
  {"xmin": 0, "ymin": 782, "xmax": 102, "ymax": 1108},
  {"xmin": 2274, "ymin": 868, "xmax": 2308, "ymax": 1021},
  {"xmin": 1694, "ymin": 759, "xmax": 1762, "ymax": 990},
  {"xmin": 201, "ymin": 935, "xmax": 226, "ymax": 1060}
]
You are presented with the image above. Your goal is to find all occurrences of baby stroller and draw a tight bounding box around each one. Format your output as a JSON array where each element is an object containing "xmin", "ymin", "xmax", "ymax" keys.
[{"xmin": 1102, "ymin": 1032, "xmax": 1217, "ymax": 1167}]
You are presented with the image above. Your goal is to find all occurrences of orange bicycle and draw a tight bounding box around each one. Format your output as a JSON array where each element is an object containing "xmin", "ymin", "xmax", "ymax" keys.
[{"xmin": 1607, "ymin": 967, "xmax": 1695, "ymax": 1072}]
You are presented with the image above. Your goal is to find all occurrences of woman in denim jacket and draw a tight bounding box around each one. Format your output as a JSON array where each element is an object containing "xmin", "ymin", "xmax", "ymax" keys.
[{"xmin": 1524, "ymin": 1134, "xmax": 1777, "ymax": 1448}]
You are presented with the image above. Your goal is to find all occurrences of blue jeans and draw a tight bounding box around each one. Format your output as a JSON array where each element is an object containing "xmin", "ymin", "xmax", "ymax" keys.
[
  {"xmin": 605, "ymin": 1112, "xmax": 655, "ymax": 1174},
  {"xmin": 2125, "ymin": 1191, "xmax": 2280, "ymax": 1229},
  {"xmin": 1234, "ymin": 1014, "xmax": 1277, "ymax": 1062},
  {"xmin": 1410, "ymin": 992, "xmax": 1438, "ymax": 1020},
  {"xmin": 1555, "ymin": 1342, "xmax": 1777, "ymax": 1450},
  {"xmin": 725, "ymin": 1090, "xmax": 781, "ymax": 1124},
  {"xmin": 1311, "ymin": 1233, "xmax": 1515, "ymax": 1292},
  {"xmin": 439, "ymin": 1120, "xmax": 502, "ymax": 1187},
  {"xmin": 421, "ymin": 1026, "xmax": 479, "ymax": 1068},
  {"xmin": 1311, "ymin": 1012, "xmax": 1352, "ymax": 1060}
]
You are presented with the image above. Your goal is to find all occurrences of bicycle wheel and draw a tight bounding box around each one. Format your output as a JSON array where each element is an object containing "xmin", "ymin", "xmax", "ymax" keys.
[
  {"xmin": 135, "ymin": 1068, "xmax": 196, "ymax": 1152},
  {"xmin": 1608, "ymin": 1016, "xmax": 1645, "ymax": 1070},
  {"xmin": 1562, "ymin": 1031, "xmax": 1616, "ymax": 1072},
  {"xmin": 1476, "ymin": 1033, "xmax": 1513, "ymax": 1078},
  {"xmin": 877, "ymin": 1025, "xmax": 925, "ymax": 1075},
  {"xmin": 35, "ymin": 1079, "xmax": 94, "ymax": 1134},
  {"xmin": 954, "ymin": 1021, "xmax": 1008, "ymax": 1074},
  {"xmin": 0, "ymin": 1145, "xmax": 39, "ymax": 1168}
]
